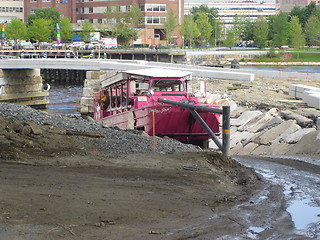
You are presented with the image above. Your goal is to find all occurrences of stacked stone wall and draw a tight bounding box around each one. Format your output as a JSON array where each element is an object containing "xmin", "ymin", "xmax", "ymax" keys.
[
  {"xmin": 80, "ymin": 70, "xmax": 118, "ymax": 115},
  {"xmin": 0, "ymin": 69, "xmax": 49, "ymax": 107}
]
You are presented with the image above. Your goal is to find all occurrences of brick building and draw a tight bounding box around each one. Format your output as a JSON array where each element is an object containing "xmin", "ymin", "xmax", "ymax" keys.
[{"xmin": 24, "ymin": 0, "xmax": 184, "ymax": 46}]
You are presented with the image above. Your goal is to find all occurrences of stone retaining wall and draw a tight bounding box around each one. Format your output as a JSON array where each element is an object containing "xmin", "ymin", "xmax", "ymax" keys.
[
  {"xmin": 0, "ymin": 69, "xmax": 49, "ymax": 107},
  {"xmin": 80, "ymin": 70, "xmax": 118, "ymax": 115}
]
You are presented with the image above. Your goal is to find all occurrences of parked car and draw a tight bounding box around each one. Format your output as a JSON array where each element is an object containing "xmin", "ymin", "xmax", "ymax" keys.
[
  {"xmin": 67, "ymin": 41, "xmax": 86, "ymax": 50},
  {"xmin": 19, "ymin": 41, "xmax": 35, "ymax": 50}
]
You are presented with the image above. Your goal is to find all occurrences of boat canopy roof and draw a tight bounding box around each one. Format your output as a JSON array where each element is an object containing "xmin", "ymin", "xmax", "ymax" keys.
[{"xmin": 123, "ymin": 68, "xmax": 192, "ymax": 78}]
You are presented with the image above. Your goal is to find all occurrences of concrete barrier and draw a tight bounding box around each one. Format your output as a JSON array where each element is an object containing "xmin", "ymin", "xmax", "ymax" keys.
[{"xmin": 289, "ymin": 84, "xmax": 320, "ymax": 109}]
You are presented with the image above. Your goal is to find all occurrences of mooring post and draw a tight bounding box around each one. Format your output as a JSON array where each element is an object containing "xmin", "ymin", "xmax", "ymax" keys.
[{"xmin": 222, "ymin": 106, "xmax": 230, "ymax": 158}]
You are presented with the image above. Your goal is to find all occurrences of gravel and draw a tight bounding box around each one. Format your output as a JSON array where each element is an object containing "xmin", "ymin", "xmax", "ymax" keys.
[{"xmin": 0, "ymin": 103, "xmax": 200, "ymax": 157}]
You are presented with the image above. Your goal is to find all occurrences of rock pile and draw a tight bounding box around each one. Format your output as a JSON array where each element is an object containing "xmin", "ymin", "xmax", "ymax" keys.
[{"xmin": 210, "ymin": 101, "xmax": 320, "ymax": 156}]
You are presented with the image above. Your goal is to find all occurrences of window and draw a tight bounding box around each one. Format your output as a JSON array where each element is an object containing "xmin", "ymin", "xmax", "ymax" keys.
[
  {"xmin": 144, "ymin": 16, "xmax": 166, "ymax": 25},
  {"xmin": 151, "ymin": 80, "xmax": 184, "ymax": 92},
  {"xmin": 89, "ymin": 7, "xmax": 93, "ymax": 13},
  {"xmin": 98, "ymin": 18, "xmax": 102, "ymax": 23},
  {"xmin": 140, "ymin": 4, "xmax": 166, "ymax": 12}
]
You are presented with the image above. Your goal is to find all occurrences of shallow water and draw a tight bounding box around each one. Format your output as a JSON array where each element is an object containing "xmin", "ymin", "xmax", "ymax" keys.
[{"xmin": 45, "ymin": 85, "xmax": 82, "ymax": 115}]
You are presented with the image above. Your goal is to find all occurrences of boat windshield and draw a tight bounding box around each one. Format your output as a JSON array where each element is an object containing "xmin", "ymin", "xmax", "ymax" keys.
[{"xmin": 151, "ymin": 80, "xmax": 184, "ymax": 92}]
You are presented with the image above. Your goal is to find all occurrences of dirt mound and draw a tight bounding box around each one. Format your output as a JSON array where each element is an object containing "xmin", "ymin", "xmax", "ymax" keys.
[{"xmin": 0, "ymin": 115, "xmax": 87, "ymax": 161}]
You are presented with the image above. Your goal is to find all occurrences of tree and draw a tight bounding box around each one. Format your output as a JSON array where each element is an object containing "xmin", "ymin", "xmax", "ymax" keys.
[
  {"xmin": 126, "ymin": 4, "xmax": 143, "ymax": 28},
  {"xmin": 269, "ymin": 12, "xmax": 290, "ymax": 47},
  {"xmin": 80, "ymin": 21, "xmax": 95, "ymax": 42},
  {"xmin": 195, "ymin": 12, "xmax": 212, "ymax": 45},
  {"xmin": 190, "ymin": 5, "xmax": 220, "ymax": 44},
  {"xmin": 180, "ymin": 15, "xmax": 200, "ymax": 47},
  {"xmin": 253, "ymin": 16, "xmax": 269, "ymax": 48},
  {"xmin": 233, "ymin": 15, "xmax": 246, "ymax": 41},
  {"xmin": 4, "ymin": 18, "xmax": 28, "ymax": 41},
  {"xmin": 289, "ymin": 16, "xmax": 305, "ymax": 50},
  {"xmin": 28, "ymin": 7, "xmax": 60, "ymax": 26},
  {"xmin": 224, "ymin": 29, "xmax": 235, "ymax": 48},
  {"xmin": 241, "ymin": 19, "xmax": 254, "ymax": 41},
  {"xmin": 59, "ymin": 17, "xmax": 74, "ymax": 42},
  {"xmin": 305, "ymin": 15, "xmax": 320, "ymax": 46},
  {"xmin": 113, "ymin": 25, "xmax": 137, "ymax": 45},
  {"xmin": 103, "ymin": 4, "xmax": 139, "ymax": 45},
  {"xmin": 28, "ymin": 18, "xmax": 53, "ymax": 42},
  {"xmin": 164, "ymin": 9, "xmax": 178, "ymax": 45}
]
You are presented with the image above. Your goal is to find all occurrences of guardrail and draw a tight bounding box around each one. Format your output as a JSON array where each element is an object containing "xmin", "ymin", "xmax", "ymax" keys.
[{"xmin": 157, "ymin": 98, "xmax": 230, "ymax": 158}]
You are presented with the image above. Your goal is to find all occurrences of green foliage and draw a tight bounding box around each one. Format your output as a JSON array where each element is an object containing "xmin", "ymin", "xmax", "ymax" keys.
[
  {"xmin": 4, "ymin": 18, "xmax": 28, "ymax": 41},
  {"xmin": 27, "ymin": 18, "xmax": 53, "ymax": 42},
  {"xmin": 113, "ymin": 25, "xmax": 137, "ymax": 45},
  {"xmin": 241, "ymin": 20, "xmax": 254, "ymax": 41},
  {"xmin": 253, "ymin": 16, "xmax": 269, "ymax": 48},
  {"xmin": 223, "ymin": 30, "xmax": 235, "ymax": 48},
  {"xmin": 103, "ymin": 4, "xmax": 138, "ymax": 45},
  {"xmin": 190, "ymin": 5, "xmax": 221, "ymax": 44},
  {"xmin": 28, "ymin": 7, "xmax": 60, "ymax": 26},
  {"xmin": 195, "ymin": 12, "xmax": 212, "ymax": 44},
  {"xmin": 180, "ymin": 14, "xmax": 199, "ymax": 47},
  {"xmin": 59, "ymin": 17, "xmax": 74, "ymax": 42},
  {"xmin": 80, "ymin": 21, "xmax": 95, "ymax": 42},
  {"xmin": 289, "ymin": 16, "xmax": 305, "ymax": 49},
  {"xmin": 164, "ymin": 9, "xmax": 178, "ymax": 45},
  {"xmin": 126, "ymin": 4, "xmax": 143, "ymax": 27},
  {"xmin": 305, "ymin": 15, "xmax": 320, "ymax": 46},
  {"xmin": 266, "ymin": 47, "xmax": 276, "ymax": 57},
  {"xmin": 269, "ymin": 12, "xmax": 290, "ymax": 47}
]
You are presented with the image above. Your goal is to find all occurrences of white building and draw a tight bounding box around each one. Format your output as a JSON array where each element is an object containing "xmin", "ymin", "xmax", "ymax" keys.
[
  {"xmin": 0, "ymin": 0, "xmax": 24, "ymax": 23},
  {"xmin": 184, "ymin": 0, "xmax": 280, "ymax": 25}
]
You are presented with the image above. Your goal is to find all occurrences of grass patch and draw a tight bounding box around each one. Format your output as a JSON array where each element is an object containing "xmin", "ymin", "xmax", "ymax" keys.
[{"xmin": 291, "ymin": 52, "xmax": 320, "ymax": 62}]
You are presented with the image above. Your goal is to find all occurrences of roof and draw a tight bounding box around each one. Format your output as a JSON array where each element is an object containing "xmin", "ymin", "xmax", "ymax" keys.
[{"xmin": 123, "ymin": 68, "xmax": 192, "ymax": 78}]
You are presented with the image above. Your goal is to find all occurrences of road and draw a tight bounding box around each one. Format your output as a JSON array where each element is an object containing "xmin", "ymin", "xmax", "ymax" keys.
[{"xmin": 234, "ymin": 155, "xmax": 320, "ymax": 239}]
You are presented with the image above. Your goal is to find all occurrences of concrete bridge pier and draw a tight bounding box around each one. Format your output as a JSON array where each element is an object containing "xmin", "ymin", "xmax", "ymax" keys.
[{"xmin": 0, "ymin": 69, "xmax": 49, "ymax": 108}]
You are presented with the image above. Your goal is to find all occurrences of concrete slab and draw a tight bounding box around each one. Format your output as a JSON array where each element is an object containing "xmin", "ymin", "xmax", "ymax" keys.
[
  {"xmin": 272, "ymin": 123, "xmax": 301, "ymax": 144},
  {"xmin": 238, "ymin": 112, "xmax": 274, "ymax": 132},
  {"xmin": 269, "ymin": 142, "xmax": 294, "ymax": 155},
  {"xmin": 254, "ymin": 116, "xmax": 284, "ymax": 132},
  {"xmin": 251, "ymin": 145, "xmax": 271, "ymax": 155},
  {"xmin": 230, "ymin": 110, "xmax": 262, "ymax": 127},
  {"xmin": 236, "ymin": 143, "xmax": 259, "ymax": 155},
  {"xmin": 280, "ymin": 110, "xmax": 314, "ymax": 127},
  {"xmin": 255, "ymin": 120, "xmax": 297, "ymax": 145},
  {"xmin": 281, "ymin": 128, "xmax": 317, "ymax": 144},
  {"xmin": 290, "ymin": 130, "xmax": 320, "ymax": 155},
  {"xmin": 230, "ymin": 131, "xmax": 256, "ymax": 148},
  {"xmin": 230, "ymin": 142, "xmax": 243, "ymax": 155},
  {"xmin": 302, "ymin": 93, "xmax": 320, "ymax": 109}
]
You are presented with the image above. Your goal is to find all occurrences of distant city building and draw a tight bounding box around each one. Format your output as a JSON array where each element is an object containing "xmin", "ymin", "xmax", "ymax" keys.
[
  {"xmin": 184, "ymin": 0, "xmax": 280, "ymax": 26},
  {"xmin": 23, "ymin": 0, "xmax": 184, "ymax": 46},
  {"xmin": 0, "ymin": 0, "xmax": 24, "ymax": 23},
  {"xmin": 279, "ymin": 0, "xmax": 319, "ymax": 12}
]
